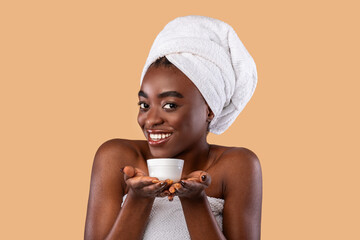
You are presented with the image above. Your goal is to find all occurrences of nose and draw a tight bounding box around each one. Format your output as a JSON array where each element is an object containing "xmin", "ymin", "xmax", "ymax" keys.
[{"xmin": 145, "ymin": 107, "xmax": 164, "ymax": 128}]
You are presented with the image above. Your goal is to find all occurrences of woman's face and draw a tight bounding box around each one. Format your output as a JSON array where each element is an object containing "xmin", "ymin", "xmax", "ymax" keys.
[{"xmin": 137, "ymin": 66, "xmax": 211, "ymax": 158}]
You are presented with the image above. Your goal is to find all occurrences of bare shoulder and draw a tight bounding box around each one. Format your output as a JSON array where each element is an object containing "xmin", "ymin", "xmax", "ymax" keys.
[
  {"xmin": 90, "ymin": 139, "xmax": 147, "ymax": 193},
  {"xmin": 93, "ymin": 138, "xmax": 146, "ymax": 168},
  {"xmin": 216, "ymin": 147, "xmax": 263, "ymax": 239},
  {"xmin": 85, "ymin": 139, "xmax": 147, "ymax": 239},
  {"xmin": 219, "ymin": 147, "xmax": 261, "ymax": 173},
  {"xmin": 95, "ymin": 138, "xmax": 143, "ymax": 157},
  {"xmin": 213, "ymin": 146, "xmax": 262, "ymax": 197}
]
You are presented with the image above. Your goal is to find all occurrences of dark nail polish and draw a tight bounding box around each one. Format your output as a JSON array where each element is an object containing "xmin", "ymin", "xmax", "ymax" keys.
[
  {"xmin": 201, "ymin": 175, "xmax": 207, "ymax": 181},
  {"xmin": 180, "ymin": 181, "xmax": 185, "ymax": 187},
  {"xmin": 160, "ymin": 182, "xmax": 167, "ymax": 187}
]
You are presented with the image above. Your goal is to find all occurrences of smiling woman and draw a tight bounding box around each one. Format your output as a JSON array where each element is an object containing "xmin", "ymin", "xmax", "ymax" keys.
[
  {"xmin": 138, "ymin": 64, "xmax": 212, "ymax": 158},
  {"xmin": 84, "ymin": 15, "xmax": 262, "ymax": 240}
]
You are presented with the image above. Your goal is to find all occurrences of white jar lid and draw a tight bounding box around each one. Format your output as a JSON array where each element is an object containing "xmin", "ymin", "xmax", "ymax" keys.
[{"xmin": 147, "ymin": 158, "xmax": 184, "ymax": 167}]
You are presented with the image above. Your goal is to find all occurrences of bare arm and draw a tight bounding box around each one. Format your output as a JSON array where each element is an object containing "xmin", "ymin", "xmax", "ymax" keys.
[
  {"xmin": 169, "ymin": 148, "xmax": 262, "ymax": 240},
  {"xmin": 84, "ymin": 139, "xmax": 166, "ymax": 240},
  {"xmin": 103, "ymin": 191, "xmax": 155, "ymax": 240},
  {"xmin": 222, "ymin": 148, "xmax": 263, "ymax": 240}
]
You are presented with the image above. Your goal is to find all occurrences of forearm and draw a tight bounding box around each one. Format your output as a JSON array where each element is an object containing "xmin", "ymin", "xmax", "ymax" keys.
[
  {"xmin": 180, "ymin": 193, "xmax": 226, "ymax": 240},
  {"xmin": 105, "ymin": 192, "xmax": 154, "ymax": 240}
]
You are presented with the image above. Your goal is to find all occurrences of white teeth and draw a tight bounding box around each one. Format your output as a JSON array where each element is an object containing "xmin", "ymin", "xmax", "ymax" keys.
[{"xmin": 149, "ymin": 133, "xmax": 172, "ymax": 141}]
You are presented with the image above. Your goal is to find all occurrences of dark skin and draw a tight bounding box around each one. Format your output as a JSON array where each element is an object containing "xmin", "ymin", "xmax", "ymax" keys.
[{"xmin": 84, "ymin": 66, "xmax": 263, "ymax": 240}]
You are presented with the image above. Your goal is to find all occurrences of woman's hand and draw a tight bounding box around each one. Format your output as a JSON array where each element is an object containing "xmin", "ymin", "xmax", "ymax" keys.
[
  {"xmin": 121, "ymin": 166, "xmax": 168, "ymax": 198},
  {"xmin": 167, "ymin": 171, "xmax": 211, "ymax": 201}
]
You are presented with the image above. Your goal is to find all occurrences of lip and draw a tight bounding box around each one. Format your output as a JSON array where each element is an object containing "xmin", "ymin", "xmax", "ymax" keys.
[{"xmin": 146, "ymin": 129, "xmax": 173, "ymax": 146}]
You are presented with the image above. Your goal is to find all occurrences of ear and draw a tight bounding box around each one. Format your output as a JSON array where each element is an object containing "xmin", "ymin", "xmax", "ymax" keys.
[{"xmin": 206, "ymin": 106, "xmax": 214, "ymax": 122}]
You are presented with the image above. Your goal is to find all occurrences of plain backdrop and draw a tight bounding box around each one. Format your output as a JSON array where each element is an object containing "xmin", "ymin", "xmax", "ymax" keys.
[{"xmin": 1, "ymin": 1, "xmax": 359, "ymax": 239}]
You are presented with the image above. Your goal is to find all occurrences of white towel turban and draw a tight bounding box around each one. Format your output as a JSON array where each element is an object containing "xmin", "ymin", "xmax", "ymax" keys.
[{"xmin": 140, "ymin": 15, "xmax": 257, "ymax": 135}]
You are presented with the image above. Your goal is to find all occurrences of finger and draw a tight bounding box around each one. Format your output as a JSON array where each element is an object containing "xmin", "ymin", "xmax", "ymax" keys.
[
  {"xmin": 173, "ymin": 182, "xmax": 186, "ymax": 194},
  {"xmin": 199, "ymin": 172, "xmax": 211, "ymax": 187},
  {"xmin": 134, "ymin": 167, "xmax": 147, "ymax": 176},
  {"xmin": 168, "ymin": 182, "xmax": 182, "ymax": 194},
  {"xmin": 168, "ymin": 194, "xmax": 174, "ymax": 201},
  {"xmin": 158, "ymin": 190, "xmax": 170, "ymax": 198},
  {"xmin": 179, "ymin": 180, "xmax": 201, "ymax": 190},
  {"xmin": 165, "ymin": 179, "xmax": 174, "ymax": 186},
  {"xmin": 183, "ymin": 170, "xmax": 204, "ymax": 179},
  {"xmin": 173, "ymin": 183, "xmax": 182, "ymax": 191},
  {"xmin": 127, "ymin": 176, "xmax": 158, "ymax": 189},
  {"xmin": 169, "ymin": 185, "xmax": 176, "ymax": 194},
  {"xmin": 142, "ymin": 181, "xmax": 168, "ymax": 194},
  {"xmin": 185, "ymin": 177, "xmax": 200, "ymax": 182},
  {"xmin": 122, "ymin": 166, "xmax": 136, "ymax": 180}
]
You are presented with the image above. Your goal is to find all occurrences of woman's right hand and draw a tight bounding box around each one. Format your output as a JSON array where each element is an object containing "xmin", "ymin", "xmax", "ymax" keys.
[
  {"xmin": 121, "ymin": 166, "xmax": 169, "ymax": 198},
  {"xmin": 167, "ymin": 171, "xmax": 211, "ymax": 201}
]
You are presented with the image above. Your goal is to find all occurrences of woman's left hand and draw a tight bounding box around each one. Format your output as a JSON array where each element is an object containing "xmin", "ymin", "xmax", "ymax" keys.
[{"xmin": 167, "ymin": 171, "xmax": 211, "ymax": 201}]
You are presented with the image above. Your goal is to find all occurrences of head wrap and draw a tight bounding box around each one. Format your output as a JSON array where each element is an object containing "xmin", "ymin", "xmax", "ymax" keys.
[{"xmin": 140, "ymin": 15, "xmax": 257, "ymax": 134}]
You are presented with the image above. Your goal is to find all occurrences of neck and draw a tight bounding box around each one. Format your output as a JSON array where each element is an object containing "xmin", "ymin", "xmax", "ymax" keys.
[{"xmin": 175, "ymin": 138, "xmax": 211, "ymax": 176}]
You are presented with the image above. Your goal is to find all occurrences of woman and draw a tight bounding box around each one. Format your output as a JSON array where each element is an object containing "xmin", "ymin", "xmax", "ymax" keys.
[{"xmin": 85, "ymin": 16, "xmax": 262, "ymax": 240}]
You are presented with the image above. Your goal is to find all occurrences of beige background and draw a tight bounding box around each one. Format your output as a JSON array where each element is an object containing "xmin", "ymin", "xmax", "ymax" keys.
[{"xmin": 1, "ymin": 0, "xmax": 359, "ymax": 239}]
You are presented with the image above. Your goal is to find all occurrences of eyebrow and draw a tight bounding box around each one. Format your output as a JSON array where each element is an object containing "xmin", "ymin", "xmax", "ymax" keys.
[
  {"xmin": 138, "ymin": 91, "xmax": 148, "ymax": 98},
  {"xmin": 138, "ymin": 90, "xmax": 184, "ymax": 99},
  {"xmin": 158, "ymin": 91, "xmax": 184, "ymax": 98}
]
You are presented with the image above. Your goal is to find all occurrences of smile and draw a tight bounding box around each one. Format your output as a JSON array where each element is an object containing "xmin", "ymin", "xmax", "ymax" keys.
[
  {"xmin": 149, "ymin": 133, "xmax": 172, "ymax": 141},
  {"xmin": 147, "ymin": 132, "xmax": 173, "ymax": 145}
]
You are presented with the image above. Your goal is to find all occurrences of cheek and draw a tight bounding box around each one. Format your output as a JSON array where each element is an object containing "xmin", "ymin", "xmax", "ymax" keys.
[
  {"xmin": 137, "ymin": 113, "xmax": 145, "ymax": 127},
  {"xmin": 179, "ymin": 106, "xmax": 208, "ymax": 132}
]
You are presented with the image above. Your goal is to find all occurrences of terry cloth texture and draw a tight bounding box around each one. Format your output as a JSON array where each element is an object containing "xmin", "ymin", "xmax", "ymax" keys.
[
  {"xmin": 122, "ymin": 195, "xmax": 224, "ymax": 240},
  {"xmin": 140, "ymin": 15, "xmax": 257, "ymax": 134}
]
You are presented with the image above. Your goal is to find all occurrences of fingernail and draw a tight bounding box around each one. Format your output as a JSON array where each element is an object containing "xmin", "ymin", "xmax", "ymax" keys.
[
  {"xmin": 174, "ymin": 183, "xmax": 181, "ymax": 190},
  {"xmin": 169, "ymin": 187, "xmax": 176, "ymax": 194},
  {"xmin": 201, "ymin": 175, "xmax": 207, "ymax": 182},
  {"xmin": 120, "ymin": 167, "xmax": 124, "ymax": 174},
  {"xmin": 180, "ymin": 181, "xmax": 186, "ymax": 187},
  {"xmin": 160, "ymin": 182, "xmax": 167, "ymax": 187}
]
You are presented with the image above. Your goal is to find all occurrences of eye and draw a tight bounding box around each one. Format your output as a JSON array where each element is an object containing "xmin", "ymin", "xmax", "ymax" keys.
[
  {"xmin": 138, "ymin": 102, "xmax": 149, "ymax": 110},
  {"xmin": 163, "ymin": 103, "xmax": 177, "ymax": 110}
]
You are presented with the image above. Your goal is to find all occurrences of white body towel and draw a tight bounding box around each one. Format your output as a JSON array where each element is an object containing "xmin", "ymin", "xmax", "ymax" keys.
[{"xmin": 122, "ymin": 195, "xmax": 224, "ymax": 239}]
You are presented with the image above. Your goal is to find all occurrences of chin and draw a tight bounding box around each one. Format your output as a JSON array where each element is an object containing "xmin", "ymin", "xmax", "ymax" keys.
[{"xmin": 149, "ymin": 147, "xmax": 177, "ymax": 159}]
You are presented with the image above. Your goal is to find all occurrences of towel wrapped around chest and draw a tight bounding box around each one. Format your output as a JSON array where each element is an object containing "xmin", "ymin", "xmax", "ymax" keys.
[{"xmin": 122, "ymin": 195, "xmax": 224, "ymax": 240}]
